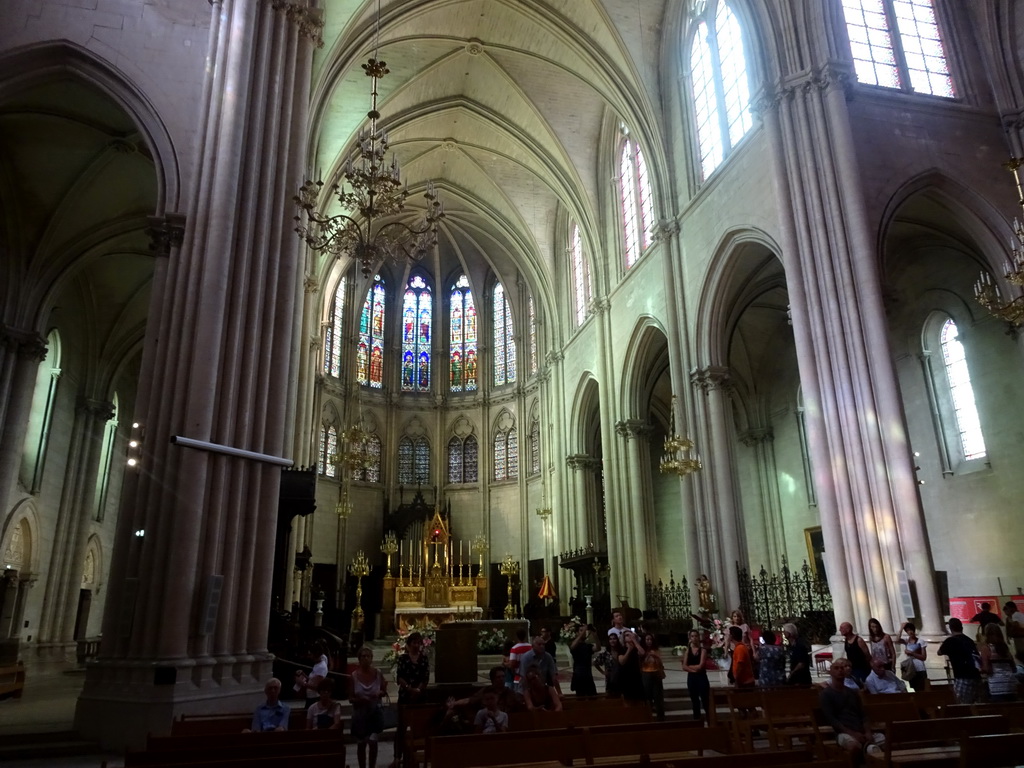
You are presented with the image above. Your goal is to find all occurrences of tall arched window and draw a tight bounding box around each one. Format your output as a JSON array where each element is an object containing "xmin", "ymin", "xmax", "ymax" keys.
[
  {"xmin": 529, "ymin": 417, "xmax": 540, "ymax": 476},
  {"xmin": 447, "ymin": 434, "xmax": 479, "ymax": 484},
  {"xmin": 840, "ymin": 0, "xmax": 953, "ymax": 97},
  {"xmin": 494, "ymin": 427, "xmax": 519, "ymax": 481},
  {"xmin": 355, "ymin": 434, "xmax": 382, "ymax": 483},
  {"xmin": 688, "ymin": 0, "xmax": 753, "ymax": 180},
  {"xmin": 401, "ymin": 274, "xmax": 432, "ymax": 392},
  {"xmin": 939, "ymin": 319, "xmax": 985, "ymax": 460},
  {"xmin": 324, "ymin": 275, "xmax": 346, "ymax": 377},
  {"xmin": 493, "ymin": 282, "xmax": 517, "ymax": 386},
  {"xmin": 319, "ymin": 425, "xmax": 338, "ymax": 477},
  {"xmin": 528, "ymin": 294, "xmax": 538, "ymax": 376},
  {"xmin": 357, "ymin": 275, "xmax": 386, "ymax": 388},
  {"xmin": 570, "ymin": 223, "xmax": 591, "ymax": 325},
  {"xmin": 398, "ymin": 437, "xmax": 413, "ymax": 484},
  {"xmin": 94, "ymin": 394, "xmax": 119, "ymax": 521},
  {"xmin": 398, "ymin": 436, "xmax": 431, "ymax": 485},
  {"xmin": 619, "ymin": 134, "xmax": 655, "ymax": 267},
  {"xmin": 449, "ymin": 275, "xmax": 478, "ymax": 392},
  {"xmin": 21, "ymin": 329, "xmax": 61, "ymax": 493}
]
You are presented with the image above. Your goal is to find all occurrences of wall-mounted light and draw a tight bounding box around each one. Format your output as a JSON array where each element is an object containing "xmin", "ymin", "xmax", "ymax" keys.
[{"xmin": 127, "ymin": 422, "xmax": 144, "ymax": 469}]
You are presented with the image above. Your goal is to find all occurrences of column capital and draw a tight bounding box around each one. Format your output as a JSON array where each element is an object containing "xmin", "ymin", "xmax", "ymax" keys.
[
  {"xmin": 77, "ymin": 397, "xmax": 116, "ymax": 422},
  {"xmin": 304, "ymin": 276, "xmax": 320, "ymax": 294},
  {"xmin": 146, "ymin": 213, "xmax": 186, "ymax": 258},
  {"xmin": 566, "ymin": 454, "xmax": 601, "ymax": 472},
  {"xmin": 614, "ymin": 419, "xmax": 652, "ymax": 440},
  {"xmin": 655, "ymin": 219, "xmax": 680, "ymax": 242},
  {"xmin": 271, "ymin": 1, "xmax": 325, "ymax": 47},
  {"xmin": 738, "ymin": 427, "xmax": 774, "ymax": 447},
  {"xmin": 690, "ymin": 365, "xmax": 732, "ymax": 392},
  {"xmin": 545, "ymin": 349, "xmax": 564, "ymax": 365},
  {"xmin": 590, "ymin": 297, "xmax": 610, "ymax": 315},
  {"xmin": 1, "ymin": 325, "xmax": 48, "ymax": 361}
]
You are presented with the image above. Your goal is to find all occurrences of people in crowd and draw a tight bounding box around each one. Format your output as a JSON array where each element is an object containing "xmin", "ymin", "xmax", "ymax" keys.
[
  {"xmin": 839, "ymin": 622, "xmax": 872, "ymax": 684},
  {"xmin": 682, "ymin": 629, "xmax": 710, "ymax": 720},
  {"xmin": 569, "ymin": 624, "xmax": 598, "ymax": 696},
  {"xmin": 394, "ymin": 631, "xmax": 429, "ymax": 768},
  {"xmin": 307, "ymin": 678, "xmax": 342, "ymax": 730},
  {"xmin": 730, "ymin": 609, "xmax": 751, "ymax": 644},
  {"xmin": 507, "ymin": 629, "xmax": 532, "ymax": 690},
  {"xmin": 247, "ymin": 678, "xmax": 289, "ymax": 732},
  {"xmin": 1003, "ymin": 601, "xmax": 1024, "ymax": 659},
  {"xmin": 938, "ymin": 617, "xmax": 982, "ymax": 704},
  {"xmin": 540, "ymin": 626, "xmax": 558, "ymax": 660},
  {"xmin": 522, "ymin": 662, "xmax": 562, "ymax": 711},
  {"xmin": 866, "ymin": 617, "xmax": 897, "ymax": 671},
  {"xmin": 607, "ymin": 610, "xmax": 627, "ymax": 643},
  {"xmin": 294, "ymin": 644, "xmax": 329, "ymax": 708},
  {"xmin": 753, "ymin": 629, "xmax": 786, "ymax": 687},
  {"xmin": 519, "ymin": 634, "xmax": 559, "ymax": 692},
  {"xmin": 980, "ymin": 623, "xmax": 1019, "ymax": 702},
  {"xmin": 819, "ymin": 658, "xmax": 885, "ymax": 760},
  {"xmin": 640, "ymin": 632, "xmax": 666, "ymax": 719},
  {"xmin": 729, "ymin": 625, "xmax": 755, "ymax": 688},
  {"xmin": 350, "ymin": 646, "xmax": 387, "ymax": 768},
  {"xmin": 896, "ymin": 622, "xmax": 928, "ymax": 692},
  {"xmin": 864, "ymin": 655, "xmax": 907, "ymax": 694},
  {"xmin": 474, "ymin": 688, "xmax": 510, "ymax": 733},
  {"xmin": 782, "ymin": 623, "xmax": 812, "ymax": 686},
  {"xmin": 594, "ymin": 632, "xmax": 623, "ymax": 697},
  {"xmin": 616, "ymin": 629, "xmax": 647, "ymax": 703},
  {"xmin": 970, "ymin": 602, "xmax": 1003, "ymax": 630}
]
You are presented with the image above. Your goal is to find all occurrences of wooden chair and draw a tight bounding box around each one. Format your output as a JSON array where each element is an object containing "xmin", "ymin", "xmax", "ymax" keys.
[
  {"xmin": 871, "ymin": 714, "xmax": 1009, "ymax": 767},
  {"xmin": 958, "ymin": 732, "xmax": 1024, "ymax": 767},
  {"xmin": 726, "ymin": 688, "xmax": 767, "ymax": 751},
  {"xmin": 762, "ymin": 686, "xmax": 828, "ymax": 753},
  {"xmin": 0, "ymin": 662, "xmax": 26, "ymax": 699},
  {"xmin": 580, "ymin": 723, "xmax": 732, "ymax": 765},
  {"xmin": 862, "ymin": 697, "xmax": 923, "ymax": 729}
]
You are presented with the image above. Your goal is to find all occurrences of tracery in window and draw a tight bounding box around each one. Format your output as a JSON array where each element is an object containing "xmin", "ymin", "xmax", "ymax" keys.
[
  {"xmin": 529, "ymin": 418, "xmax": 540, "ymax": 476},
  {"xmin": 619, "ymin": 135, "xmax": 655, "ymax": 267},
  {"xmin": 688, "ymin": 0, "xmax": 753, "ymax": 180},
  {"xmin": 355, "ymin": 434, "xmax": 382, "ymax": 483},
  {"xmin": 401, "ymin": 274, "xmax": 431, "ymax": 392},
  {"xmin": 324, "ymin": 275, "xmax": 346, "ymax": 377},
  {"xmin": 447, "ymin": 434, "xmax": 478, "ymax": 484},
  {"xmin": 840, "ymin": 0, "xmax": 953, "ymax": 97},
  {"xmin": 319, "ymin": 425, "xmax": 338, "ymax": 477},
  {"xmin": 570, "ymin": 224, "xmax": 591, "ymax": 325},
  {"xmin": 493, "ymin": 427, "xmax": 519, "ymax": 481},
  {"xmin": 414, "ymin": 436, "xmax": 430, "ymax": 484},
  {"xmin": 357, "ymin": 275, "xmax": 386, "ymax": 388},
  {"xmin": 398, "ymin": 437, "xmax": 413, "ymax": 484},
  {"xmin": 449, "ymin": 275, "xmax": 478, "ymax": 392},
  {"xmin": 939, "ymin": 319, "xmax": 986, "ymax": 460},
  {"xmin": 493, "ymin": 283, "xmax": 517, "ymax": 386},
  {"xmin": 528, "ymin": 294, "xmax": 538, "ymax": 376}
]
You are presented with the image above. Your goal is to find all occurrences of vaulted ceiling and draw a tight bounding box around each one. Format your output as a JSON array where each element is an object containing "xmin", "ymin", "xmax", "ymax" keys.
[{"xmin": 310, "ymin": 0, "xmax": 670, "ymax": 323}]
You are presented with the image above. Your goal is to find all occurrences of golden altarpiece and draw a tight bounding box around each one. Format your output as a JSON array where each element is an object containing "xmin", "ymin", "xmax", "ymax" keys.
[{"xmin": 381, "ymin": 506, "xmax": 487, "ymax": 633}]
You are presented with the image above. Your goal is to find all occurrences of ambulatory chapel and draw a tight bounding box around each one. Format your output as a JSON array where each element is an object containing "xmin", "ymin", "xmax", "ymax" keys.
[{"xmin": 1, "ymin": 0, "xmax": 1023, "ymax": 748}]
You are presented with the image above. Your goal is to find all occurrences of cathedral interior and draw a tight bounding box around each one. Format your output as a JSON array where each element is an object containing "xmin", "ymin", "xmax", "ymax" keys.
[{"xmin": 1, "ymin": 0, "xmax": 1023, "ymax": 748}]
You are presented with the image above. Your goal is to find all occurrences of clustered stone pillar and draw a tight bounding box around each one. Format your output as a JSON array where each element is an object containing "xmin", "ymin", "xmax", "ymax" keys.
[
  {"xmin": 758, "ymin": 61, "xmax": 943, "ymax": 635},
  {"xmin": 614, "ymin": 419, "xmax": 655, "ymax": 605},
  {"xmin": 0, "ymin": 327, "xmax": 48, "ymax": 517},
  {"xmin": 75, "ymin": 0, "xmax": 315, "ymax": 749}
]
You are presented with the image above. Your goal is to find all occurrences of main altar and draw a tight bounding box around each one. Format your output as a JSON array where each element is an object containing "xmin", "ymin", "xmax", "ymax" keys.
[{"xmin": 381, "ymin": 506, "xmax": 487, "ymax": 634}]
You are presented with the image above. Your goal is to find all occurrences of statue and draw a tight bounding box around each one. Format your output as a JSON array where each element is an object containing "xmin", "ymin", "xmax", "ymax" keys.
[{"xmin": 696, "ymin": 574, "xmax": 716, "ymax": 614}]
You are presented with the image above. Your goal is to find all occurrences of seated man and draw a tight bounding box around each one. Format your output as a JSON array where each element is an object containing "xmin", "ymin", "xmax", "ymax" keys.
[
  {"xmin": 474, "ymin": 688, "xmax": 510, "ymax": 733},
  {"xmin": 247, "ymin": 678, "xmax": 290, "ymax": 732},
  {"xmin": 819, "ymin": 659, "xmax": 884, "ymax": 760},
  {"xmin": 864, "ymin": 656, "xmax": 907, "ymax": 694}
]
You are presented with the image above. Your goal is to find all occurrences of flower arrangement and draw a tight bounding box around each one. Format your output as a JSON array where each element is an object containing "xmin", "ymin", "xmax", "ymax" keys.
[
  {"xmin": 707, "ymin": 617, "xmax": 733, "ymax": 660},
  {"xmin": 477, "ymin": 627, "xmax": 507, "ymax": 653},
  {"xmin": 559, "ymin": 616, "xmax": 584, "ymax": 644},
  {"xmin": 381, "ymin": 625, "xmax": 436, "ymax": 669}
]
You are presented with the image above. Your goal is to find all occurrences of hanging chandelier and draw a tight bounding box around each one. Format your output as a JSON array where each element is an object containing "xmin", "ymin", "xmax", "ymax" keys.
[
  {"xmin": 293, "ymin": 21, "xmax": 444, "ymax": 277},
  {"xmin": 659, "ymin": 395, "xmax": 702, "ymax": 477},
  {"xmin": 974, "ymin": 158, "xmax": 1024, "ymax": 328}
]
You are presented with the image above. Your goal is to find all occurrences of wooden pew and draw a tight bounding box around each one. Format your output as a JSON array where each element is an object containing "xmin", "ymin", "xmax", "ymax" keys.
[
  {"xmin": 147, "ymin": 728, "xmax": 343, "ymax": 752},
  {"xmin": 127, "ymin": 731, "xmax": 345, "ymax": 766},
  {"xmin": 508, "ymin": 701, "xmax": 652, "ymax": 731},
  {"xmin": 170, "ymin": 707, "xmax": 308, "ymax": 736},
  {"xmin": 869, "ymin": 714, "xmax": 1009, "ymax": 767},
  {"xmin": 761, "ymin": 687, "xmax": 828, "ymax": 753},
  {"xmin": 863, "ymin": 697, "xmax": 923, "ymax": 729},
  {"xmin": 581, "ymin": 723, "xmax": 732, "ymax": 764},
  {"xmin": 0, "ymin": 661, "xmax": 25, "ymax": 699},
  {"xmin": 584, "ymin": 758, "xmax": 842, "ymax": 768},
  {"xmin": 958, "ymin": 732, "xmax": 1024, "ymax": 767},
  {"xmin": 430, "ymin": 728, "xmax": 586, "ymax": 768},
  {"xmin": 118, "ymin": 754, "xmax": 344, "ymax": 768}
]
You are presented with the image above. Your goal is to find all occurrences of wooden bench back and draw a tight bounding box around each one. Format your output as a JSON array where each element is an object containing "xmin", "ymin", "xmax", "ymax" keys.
[
  {"xmin": 430, "ymin": 729, "xmax": 585, "ymax": 768},
  {"xmin": 509, "ymin": 702, "xmax": 652, "ymax": 731},
  {"xmin": 148, "ymin": 728, "xmax": 342, "ymax": 752},
  {"xmin": 582, "ymin": 756, "xmax": 833, "ymax": 768},
  {"xmin": 170, "ymin": 708, "xmax": 308, "ymax": 736},
  {"xmin": 126, "ymin": 735, "xmax": 345, "ymax": 766},
  {"xmin": 862, "ymin": 698, "xmax": 922, "ymax": 726},
  {"xmin": 580, "ymin": 724, "xmax": 732, "ymax": 763},
  {"xmin": 959, "ymin": 732, "xmax": 1024, "ymax": 768},
  {"xmin": 887, "ymin": 714, "xmax": 1009, "ymax": 746}
]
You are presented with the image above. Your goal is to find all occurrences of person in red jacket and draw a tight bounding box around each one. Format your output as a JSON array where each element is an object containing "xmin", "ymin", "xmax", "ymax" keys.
[{"xmin": 729, "ymin": 626, "xmax": 755, "ymax": 688}]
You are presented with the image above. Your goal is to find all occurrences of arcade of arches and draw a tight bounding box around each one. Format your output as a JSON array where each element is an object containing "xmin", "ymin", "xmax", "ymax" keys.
[{"xmin": 1, "ymin": 0, "xmax": 1023, "ymax": 749}]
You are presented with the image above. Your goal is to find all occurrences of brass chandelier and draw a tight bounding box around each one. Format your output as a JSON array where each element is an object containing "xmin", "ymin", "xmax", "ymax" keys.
[
  {"xmin": 974, "ymin": 158, "xmax": 1024, "ymax": 328},
  {"xmin": 659, "ymin": 395, "xmax": 702, "ymax": 477},
  {"xmin": 293, "ymin": 18, "xmax": 444, "ymax": 277}
]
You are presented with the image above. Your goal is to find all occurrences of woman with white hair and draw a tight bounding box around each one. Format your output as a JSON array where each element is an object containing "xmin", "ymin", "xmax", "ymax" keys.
[{"xmin": 783, "ymin": 623, "xmax": 812, "ymax": 686}]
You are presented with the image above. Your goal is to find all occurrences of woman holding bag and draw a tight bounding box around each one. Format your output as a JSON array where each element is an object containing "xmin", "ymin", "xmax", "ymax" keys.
[
  {"xmin": 896, "ymin": 622, "xmax": 929, "ymax": 692},
  {"xmin": 351, "ymin": 646, "xmax": 387, "ymax": 768}
]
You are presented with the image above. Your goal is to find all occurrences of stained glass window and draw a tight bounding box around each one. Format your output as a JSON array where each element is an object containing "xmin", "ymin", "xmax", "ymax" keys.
[
  {"xmin": 688, "ymin": 1, "xmax": 752, "ymax": 181},
  {"xmin": 528, "ymin": 294, "xmax": 538, "ymax": 376},
  {"xmin": 508, "ymin": 428, "xmax": 519, "ymax": 479},
  {"xmin": 356, "ymin": 434, "xmax": 382, "ymax": 483},
  {"xmin": 493, "ymin": 283, "xmax": 516, "ymax": 386},
  {"xmin": 450, "ymin": 275, "xmax": 478, "ymax": 392},
  {"xmin": 358, "ymin": 275, "xmax": 386, "ymax": 388},
  {"xmin": 493, "ymin": 428, "xmax": 518, "ymax": 481},
  {"xmin": 464, "ymin": 434, "xmax": 478, "ymax": 483},
  {"xmin": 570, "ymin": 224, "xmax": 591, "ymax": 325},
  {"xmin": 320, "ymin": 425, "xmax": 338, "ymax": 477},
  {"xmin": 940, "ymin": 319, "xmax": 986, "ymax": 460},
  {"xmin": 530, "ymin": 418, "xmax": 540, "ymax": 476},
  {"xmin": 324, "ymin": 276, "xmax": 346, "ymax": 377},
  {"xmin": 619, "ymin": 136, "xmax": 655, "ymax": 267},
  {"xmin": 398, "ymin": 437, "xmax": 413, "ymax": 484},
  {"xmin": 448, "ymin": 437, "xmax": 463, "ymax": 484},
  {"xmin": 402, "ymin": 275, "xmax": 431, "ymax": 392},
  {"xmin": 414, "ymin": 437, "xmax": 430, "ymax": 484},
  {"xmin": 841, "ymin": 0, "xmax": 953, "ymax": 97}
]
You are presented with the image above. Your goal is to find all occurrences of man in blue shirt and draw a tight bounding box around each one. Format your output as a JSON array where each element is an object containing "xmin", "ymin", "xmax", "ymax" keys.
[
  {"xmin": 518, "ymin": 635, "xmax": 559, "ymax": 692},
  {"xmin": 249, "ymin": 678, "xmax": 290, "ymax": 732}
]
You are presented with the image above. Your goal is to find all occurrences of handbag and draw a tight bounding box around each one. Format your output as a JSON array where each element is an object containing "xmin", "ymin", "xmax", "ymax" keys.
[
  {"xmin": 899, "ymin": 656, "xmax": 915, "ymax": 681},
  {"xmin": 378, "ymin": 693, "xmax": 399, "ymax": 730}
]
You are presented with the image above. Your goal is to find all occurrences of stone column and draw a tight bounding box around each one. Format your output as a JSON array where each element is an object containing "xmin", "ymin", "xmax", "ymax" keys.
[
  {"xmin": 76, "ymin": 0, "xmax": 316, "ymax": 749},
  {"xmin": 690, "ymin": 366, "xmax": 743, "ymax": 609},
  {"xmin": 738, "ymin": 427, "xmax": 784, "ymax": 568},
  {"xmin": 0, "ymin": 328, "xmax": 48, "ymax": 515},
  {"xmin": 36, "ymin": 397, "xmax": 114, "ymax": 656},
  {"xmin": 757, "ymin": 61, "xmax": 942, "ymax": 634},
  {"xmin": 614, "ymin": 419, "xmax": 655, "ymax": 604}
]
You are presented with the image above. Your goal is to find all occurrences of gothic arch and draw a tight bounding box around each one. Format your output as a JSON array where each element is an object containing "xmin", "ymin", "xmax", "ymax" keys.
[
  {"xmin": 569, "ymin": 374, "xmax": 601, "ymax": 452},
  {"xmin": 82, "ymin": 534, "xmax": 103, "ymax": 592},
  {"xmin": 618, "ymin": 316, "xmax": 671, "ymax": 425},
  {"xmin": 1, "ymin": 498, "xmax": 40, "ymax": 576}
]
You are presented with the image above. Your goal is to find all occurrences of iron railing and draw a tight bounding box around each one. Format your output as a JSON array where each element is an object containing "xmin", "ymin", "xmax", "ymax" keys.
[
  {"xmin": 737, "ymin": 555, "xmax": 833, "ymax": 639},
  {"xmin": 643, "ymin": 571, "xmax": 692, "ymax": 621}
]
